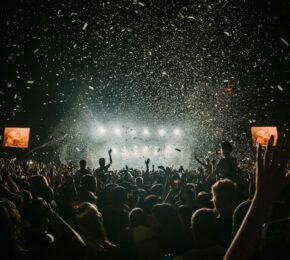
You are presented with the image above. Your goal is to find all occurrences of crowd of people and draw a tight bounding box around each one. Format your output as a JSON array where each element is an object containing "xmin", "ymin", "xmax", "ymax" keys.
[{"xmin": 0, "ymin": 136, "xmax": 290, "ymax": 260}]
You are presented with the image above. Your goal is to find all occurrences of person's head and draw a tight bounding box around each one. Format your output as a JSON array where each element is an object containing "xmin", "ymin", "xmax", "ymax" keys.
[
  {"xmin": 149, "ymin": 203, "xmax": 186, "ymax": 255},
  {"xmin": 211, "ymin": 179, "xmax": 236, "ymax": 217},
  {"xmin": 180, "ymin": 187, "xmax": 195, "ymax": 205},
  {"xmin": 29, "ymin": 175, "xmax": 53, "ymax": 203},
  {"xmin": 112, "ymin": 186, "xmax": 128, "ymax": 206},
  {"xmin": 80, "ymin": 160, "xmax": 87, "ymax": 169},
  {"xmin": 190, "ymin": 208, "xmax": 216, "ymax": 243},
  {"xmin": 75, "ymin": 202, "xmax": 107, "ymax": 241},
  {"xmin": 23, "ymin": 197, "xmax": 50, "ymax": 230},
  {"xmin": 141, "ymin": 195, "xmax": 160, "ymax": 218},
  {"xmin": 81, "ymin": 174, "xmax": 97, "ymax": 193},
  {"xmin": 221, "ymin": 141, "xmax": 233, "ymax": 156},
  {"xmin": 0, "ymin": 199, "xmax": 23, "ymax": 257},
  {"xmin": 99, "ymin": 158, "xmax": 105, "ymax": 167},
  {"xmin": 196, "ymin": 192, "xmax": 213, "ymax": 209},
  {"xmin": 151, "ymin": 184, "xmax": 164, "ymax": 197},
  {"xmin": 135, "ymin": 177, "xmax": 143, "ymax": 187},
  {"xmin": 149, "ymin": 203, "xmax": 184, "ymax": 235},
  {"xmin": 129, "ymin": 208, "xmax": 146, "ymax": 227}
]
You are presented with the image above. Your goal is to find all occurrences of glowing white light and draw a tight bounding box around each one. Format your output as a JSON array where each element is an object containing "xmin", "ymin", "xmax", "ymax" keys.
[
  {"xmin": 97, "ymin": 126, "xmax": 106, "ymax": 135},
  {"xmin": 173, "ymin": 128, "xmax": 181, "ymax": 136},
  {"xmin": 112, "ymin": 148, "xmax": 119, "ymax": 156},
  {"xmin": 158, "ymin": 128, "xmax": 166, "ymax": 136},
  {"xmin": 142, "ymin": 146, "xmax": 149, "ymax": 154},
  {"xmin": 143, "ymin": 128, "xmax": 150, "ymax": 136},
  {"xmin": 114, "ymin": 127, "xmax": 122, "ymax": 136},
  {"xmin": 165, "ymin": 145, "xmax": 173, "ymax": 157},
  {"xmin": 133, "ymin": 146, "xmax": 139, "ymax": 156}
]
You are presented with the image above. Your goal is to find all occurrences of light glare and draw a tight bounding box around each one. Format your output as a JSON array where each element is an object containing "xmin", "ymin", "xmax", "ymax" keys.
[{"xmin": 158, "ymin": 128, "xmax": 166, "ymax": 136}]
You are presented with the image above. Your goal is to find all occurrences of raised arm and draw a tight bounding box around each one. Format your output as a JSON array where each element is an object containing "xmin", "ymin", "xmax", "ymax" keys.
[
  {"xmin": 108, "ymin": 148, "xmax": 113, "ymax": 165},
  {"xmin": 145, "ymin": 158, "xmax": 150, "ymax": 173},
  {"xmin": 194, "ymin": 154, "xmax": 207, "ymax": 167},
  {"xmin": 224, "ymin": 135, "xmax": 290, "ymax": 260}
]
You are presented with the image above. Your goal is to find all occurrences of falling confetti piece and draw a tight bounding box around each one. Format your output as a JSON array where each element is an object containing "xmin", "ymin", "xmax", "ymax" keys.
[
  {"xmin": 224, "ymin": 31, "xmax": 231, "ymax": 37},
  {"xmin": 281, "ymin": 38, "xmax": 289, "ymax": 46},
  {"xmin": 89, "ymin": 86, "xmax": 94, "ymax": 90},
  {"xmin": 82, "ymin": 22, "xmax": 88, "ymax": 30},
  {"xmin": 277, "ymin": 85, "xmax": 283, "ymax": 91},
  {"xmin": 27, "ymin": 80, "xmax": 34, "ymax": 84}
]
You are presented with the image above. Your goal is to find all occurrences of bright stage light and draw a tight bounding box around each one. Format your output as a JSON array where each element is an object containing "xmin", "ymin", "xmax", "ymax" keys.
[
  {"xmin": 173, "ymin": 128, "xmax": 181, "ymax": 136},
  {"xmin": 143, "ymin": 128, "xmax": 150, "ymax": 136},
  {"xmin": 114, "ymin": 127, "xmax": 122, "ymax": 136},
  {"xmin": 158, "ymin": 128, "xmax": 166, "ymax": 136},
  {"xmin": 97, "ymin": 126, "xmax": 106, "ymax": 135}
]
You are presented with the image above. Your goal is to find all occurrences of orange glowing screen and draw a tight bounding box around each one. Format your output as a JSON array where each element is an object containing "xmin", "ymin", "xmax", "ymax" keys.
[
  {"xmin": 251, "ymin": 126, "xmax": 278, "ymax": 147},
  {"xmin": 3, "ymin": 128, "xmax": 30, "ymax": 148}
]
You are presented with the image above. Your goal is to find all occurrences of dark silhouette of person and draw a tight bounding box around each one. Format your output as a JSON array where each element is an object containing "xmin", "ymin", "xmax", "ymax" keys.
[
  {"xmin": 215, "ymin": 141, "xmax": 238, "ymax": 182},
  {"xmin": 94, "ymin": 149, "xmax": 112, "ymax": 182}
]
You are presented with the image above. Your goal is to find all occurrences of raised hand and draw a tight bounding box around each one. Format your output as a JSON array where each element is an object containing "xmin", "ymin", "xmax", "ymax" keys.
[
  {"xmin": 255, "ymin": 134, "xmax": 290, "ymax": 204},
  {"xmin": 145, "ymin": 158, "xmax": 150, "ymax": 165},
  {"xmin": 108, "ymin": 148, "xmax": 112, "ymax": 155},
  {"xmin": 224, "ymin": 134, "xmax": 290, "ymax": 260}
]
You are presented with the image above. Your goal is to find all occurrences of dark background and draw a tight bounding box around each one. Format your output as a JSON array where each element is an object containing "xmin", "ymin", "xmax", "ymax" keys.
[{"xmin": 0, "ymin": 0, "xmax": 289, "ymax": 161}]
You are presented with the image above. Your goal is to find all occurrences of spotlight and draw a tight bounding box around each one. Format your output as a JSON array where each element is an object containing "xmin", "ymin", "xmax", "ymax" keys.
[
  {"xmin": 97, "ymin": 126, "xmax": 106, "ymax": 135},
  {"xmin": 143, "ymin": 128, "xmax": 150, "ymax": 136},
  {"xmin": 173, "ymin": 128, "xmax": 180, "ymax": 136},
  {"xmin": 114, "ymin": 127, "xmax": 122, "ymax": 136},
  {"xmin": 158, "ymin": 128, "xmax": 166, "ymax": 136}
]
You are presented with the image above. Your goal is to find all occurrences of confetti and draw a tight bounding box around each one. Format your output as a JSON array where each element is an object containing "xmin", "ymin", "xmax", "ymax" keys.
[
  {"xmin": 82, "ymin": 22, "xmax": 88, "ymax": 30},
  {"xmin": 277, "ymin": 85, "xmax": 283, "ymax": 91},
  {"xmin": 281, "ymin": 38, "xmax": 289, "ymax": 46}
]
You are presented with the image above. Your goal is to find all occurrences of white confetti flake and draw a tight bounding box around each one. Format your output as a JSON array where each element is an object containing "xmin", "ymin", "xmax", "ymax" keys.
[
  {"xmin": 224, "ymin": 31, "xmax": 231, "ymax": 37},
  {"xmin": 281, "ymin": 38, "xmax": 289, "ymax": 46},
  {"xmin": 88, "ymin": 86, "xmax": 94, "ymax": 90},
  {"xmin": 27, "ymin": 80, "xmax": 34, "ymax": 84},
  {"xmin": 277, "ymin": 85, "xmax": 283, "ymax": 91},
  {"xmin": 82, "ymin": 22, "xmax": 88, "ymax": 30}
]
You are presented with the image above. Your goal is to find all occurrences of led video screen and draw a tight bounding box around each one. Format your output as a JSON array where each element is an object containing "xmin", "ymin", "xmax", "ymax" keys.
[
  {"xmin": 3, "ymin": 127, "xmax": 30, "ymax": 148},
  {"xmin": 251, "ymin": 126, "xmax": 277, "ymax": 147}
]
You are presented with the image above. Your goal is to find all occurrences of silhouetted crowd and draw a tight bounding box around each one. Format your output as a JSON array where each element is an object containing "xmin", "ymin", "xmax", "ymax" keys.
[{"xmin": 1, "ymin": 139, "xmax": 290, "ymax": 260}]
